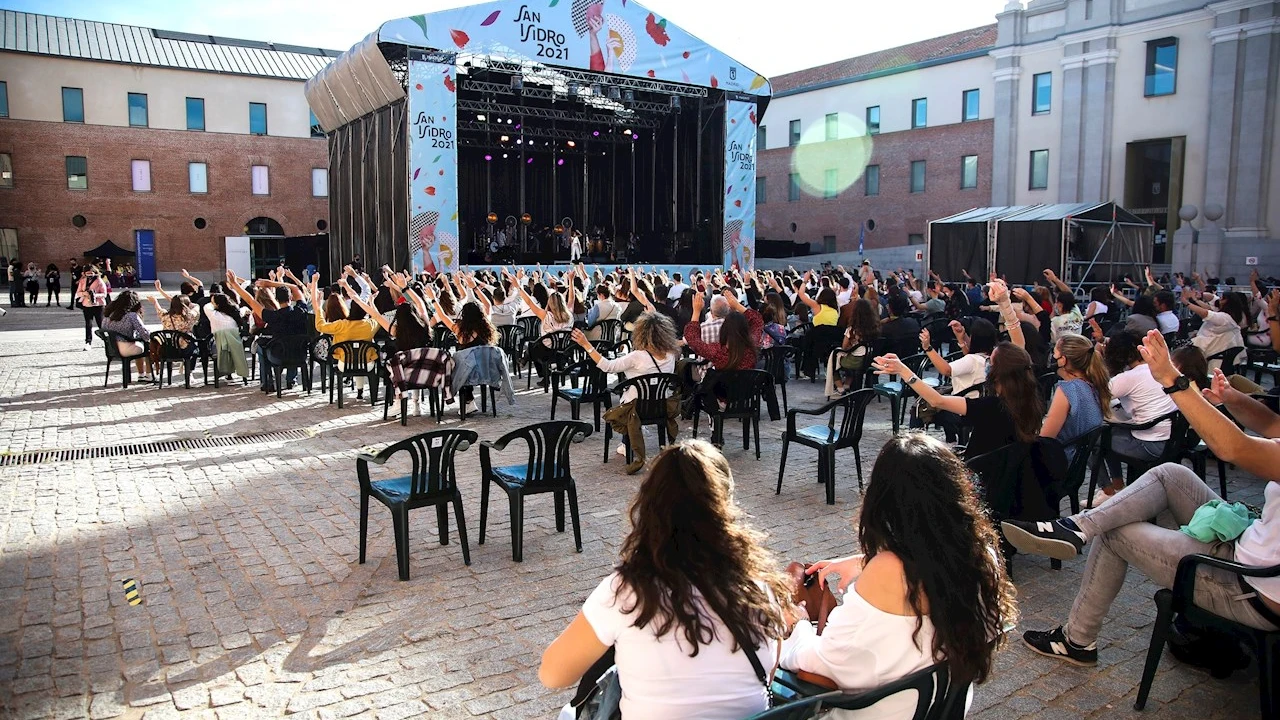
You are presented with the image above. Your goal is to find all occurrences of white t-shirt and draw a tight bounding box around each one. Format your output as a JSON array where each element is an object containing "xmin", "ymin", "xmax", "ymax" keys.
[
  {"xmin": 949, "ymin": 354, "xmax": 988, "ymax": 397},
  {"xmin": 203, "ymin": 303, "xmax": 242, "ymax": 333},
  {"xmin": 1235, "ymin": 480, "xmax": 1280, "ymax": 604},
  {"xmin": 1108, "ymin": 364, "xmax": 1177, "ymax": 442},
  {"xmin": 582, "ymin": 573, "xmax": 774, "ymax": 720},
  {"xmin": 780, "ymin": 585, "xmax": 939, "ymax": 720},
  {"xmin": 667, "ymin": 282, "xmax": 689, "ymax": 300},
  {"xmin": 1085, "ymin": 300, "xmax": 1109, "ymax": 318},
  {"xmin": 1156, "ymin": 311, "xmax": 1180, "ymax": 334}
]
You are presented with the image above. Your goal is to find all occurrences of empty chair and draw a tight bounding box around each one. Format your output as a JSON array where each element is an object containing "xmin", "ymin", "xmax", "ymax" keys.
[
  {"xmin": 357, "ymin": 429, "xmax": 478, "ymax": 579},
  {"xmin": 496, "ymin": 324, "xmax": 526, "ymax": 377},
  {"xmin": 777, "ymin": 389, "xmax": 875, "ymax": 505},
  {"xmin": 1205, "ymin": 345, "xmax": 1243, "ymax": 376},
  {"xmin": 551, "ymin": 358, "xmax": 613, "ymax": 432},
  {"xmin": 692, "ymin": 369, "xmax": 773, "ymax": 459},
  {"xmin": 310, "ymin": 335, "xmax": 334, "ymax": 396},
  {"xmin": 150, "ymin": 329, "xmax": 199, "ymax": 388},
  {"xmin": 479, "ymin": 421, "xmax": 593, "ymax": 562},
  {"xmin": 330, "ymin": 340, "xmax": 381, "ymax": 409}
]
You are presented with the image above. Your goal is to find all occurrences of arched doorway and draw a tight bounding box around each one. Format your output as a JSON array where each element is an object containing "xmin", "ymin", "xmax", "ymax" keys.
[{"xmin": 245, "ymin": 217, "xmax": 284, "ymax": 236}]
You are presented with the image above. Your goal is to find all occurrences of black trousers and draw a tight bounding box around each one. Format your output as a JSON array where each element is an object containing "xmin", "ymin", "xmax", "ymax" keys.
[{"xmin": 83, "ymin": 306, "xmax": 103, "ymax": 343}]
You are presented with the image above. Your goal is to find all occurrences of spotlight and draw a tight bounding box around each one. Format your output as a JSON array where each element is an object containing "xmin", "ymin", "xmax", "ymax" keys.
[
  {"xmin": 484, "ymin": 154, "xmax": 492, "ymax": 161},
  {"xmin": 494, "ymin": 116, "xmax": 501, "ymax": 124},
  {"xmin": 477, "ymin": 113, "xmax": 486, "ymax": 121},
  {"xmin": 511, "ymin": 76, "xmax": 523, "ymax": 91},
  {"xmin": 558, "ymin": 159, "xmax": 565, "ymax": 166},
  {"xmin": 623, "ymin": 129, "xmax": 631, "ymax": 135},
  {"xmin": 608, "ymin": 86, "xmax": 621, "ymax": 101},
  {"xmin": 567, "ymin": 141, "xmax": 576, "ymax": 148},
  {"xmin": 623, "ymin": 89, "xmax": 634, "ymax": 102},
  {"xmin": 515, "ymin": 123, "xmax": 521, "ymax": 130},
  {"xmin": 507, "ymin": 119, "xmax": 513, "ymax": 124},
  {"xmin": 590, "ymin": 83, "xmax": 602, "ymax": 96},
  {"xmin": 503, "ymin": 153, "xmax": 509, "ymax": 158},
  {"xmin": 500, "ymin": 135, "xmax": 510, "ymax": 142},
  {"xmin": 670, "ymin": 96, "xmax": 681, "ymax": 111},
  {"xmin": 568, "ymin": 81, "xmax": 579, "ymax": 96},
  {"xmin": 527, "ymin": 158, "xmax": 534, "ymax": 164},
  {"xmin": 592, "ymin": 131, "xmax": 600, "ymax": 137}
]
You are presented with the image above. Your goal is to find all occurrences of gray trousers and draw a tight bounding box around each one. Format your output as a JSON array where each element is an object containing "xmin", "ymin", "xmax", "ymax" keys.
[
  {"xmin": 1066, "ymin": 462, "xmax": 1275, "ymax": 645},
  {"xmin": 1104, "ymin": 428, "xmax": 1166, "ymax": 479}
]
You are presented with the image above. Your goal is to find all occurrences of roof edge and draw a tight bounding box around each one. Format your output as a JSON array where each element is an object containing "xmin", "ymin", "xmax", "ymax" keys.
[{"xmin": 774, "ymin": 47, "xmax": 991, "ymax": 98}]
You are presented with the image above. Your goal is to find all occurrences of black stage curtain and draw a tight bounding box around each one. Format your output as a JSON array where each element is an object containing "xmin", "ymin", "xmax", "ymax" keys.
[
  {"xmin": 327, "ymin": 100, "xmax": 408, "ymax": 277},
  {"xmin": 930, "ymin": 222, "xmax": 987, "ymax": 282},
  {"xmin": 995, "ymin": 220, "xmax": 1062, "ymax": 286}
]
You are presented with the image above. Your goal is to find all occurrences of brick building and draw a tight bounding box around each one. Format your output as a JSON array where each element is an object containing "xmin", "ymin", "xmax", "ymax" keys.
[{"xmin": 0, "ymin": 11, "xmax": 336, "ymax": 283}]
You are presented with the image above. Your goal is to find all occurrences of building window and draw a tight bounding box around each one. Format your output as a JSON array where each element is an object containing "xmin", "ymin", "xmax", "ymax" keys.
[
  {"xmin": 0, "ymin": 82, "xmax": 8, "ymax": 118},
  {"xmin": 127, "ymin": 93, "xmax": 148, "ymax": 127},
  {"xmin": 66, "ymin": 156, "xmax": 88, "ymax": 189},
  {"xmin": 309, "ymin": 110, "xmax": 324, "ymax": 138},
  {"xmin": 962, "ymin": 89, "xmax": 980, "ymax": 122},
  {"xmin": 788, "ymin": 119, "xmax": 801, "ymax": 147},
  {"xmin": 249, "ymin": 102, "xmax": 268, "ymax": 135},
  {"xmin": 189, "ymin": 162, "xmax": 208, "ymax": 194},
  {"xmin": 1145, "ymin": 38, "xmax": 1178, "ymax": 97},
  {"xmin": 961, "ymin": 155, "xmax": 979, "ymax": 189},
  {"xmin": 788, "ymin": 173, "xmax": 800, "ymax": 202},
  {"xmin": 911, "ymin": 98, "xmax": 927, "ymax": 129},
  {"xmin": 311, "ymin": 168, "xmax": 328, "ymax": 197},
  {"xmin": 908, "ymin": 234, "xmax": 925, "ymax": 246},
  {"xmin": 910, "ymin": 160, "xmax": 926, "ymax": 193},
  {"xmin": 1030, "ymin": 149, "xmax": 1050, "ymax": 190},
  {"xmin": 757, "ymin": 126, "xmax": 766, "ymax": 151},
  {"xmin": 865, "ymin": 106, "xmax": 880, "ymax": 135},
  {"xmin": 823, "ymin": 236, "xmax": 837, "ymax": 253},
  {"xmin": 1032, "ymin": 73, "xmax": 1052, "ymax": 115},
  {"xmin": 251, "ymin": 165, "xmax": 269, "ymax": 195},
  {"xmin": 0, "ymin": 153, "xmax": 11, "ymax": 188},
  {"xmin": 824, "ymin": 169, "xmax": 838, "ymax": 199},
  {"xmin": 825, "ymin": 113, "xmax": 838, "ymax": 141},
  {"xmin": 131, "ymin": 160, "xmax": 151, "ymax": 192},
  {"xmin": 62, "ymin": 87, "xmax": 84, "ymax": 123},
  {"xmin": 756, "ymin": 177, "xmax": 766, "ymax": 204},
  {"xmin": 864, "ymin": 165, "xmax": 880, "ymax": 196},
  {"xmin": 187, "ymin": 97, "xmax": 205, "ymax": 131}
]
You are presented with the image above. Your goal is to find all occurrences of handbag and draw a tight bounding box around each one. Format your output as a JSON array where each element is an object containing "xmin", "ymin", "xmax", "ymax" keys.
[
  {"xmin": 565, "ymin": 647, "xmax": 621, "ymax": 720},
  {"xmin": 783, "ymin": 562, "xmax": 840, "ymax": 690}
]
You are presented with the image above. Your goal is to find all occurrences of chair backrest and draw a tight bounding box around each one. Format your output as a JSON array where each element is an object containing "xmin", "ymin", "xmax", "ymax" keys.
[
  {"xmin": 703, "ymin": 369, "xmax": 773, "ymax": 414},
  {"xmin": 593, "ymin": 318, "xmax": 624, "ymax": 344},
  {"xmin": 741, "ymin": 691, "xmax": 845, "ymax": 720},
  {"xmin": 432, "ymin": 325, "xmax": 458, "ymax": 350},
  {"xmin": 95, "ymin": 329, "xmax": 126, "ymax": 360},
  {"xmin": 759, "ymin": 344, "xmax": 796, "ymax": 383},
  {"xmin": 1206, "ymin": 345, "xmax": 1243, "ymax": 376},
  {"xmin": 1158, "ymin": 411, "xmax": 1200, "ymax": 463},
  {"xmin": 1038, "ymin": 371, "xmax": 1060, "ymax": 404},
  {"xmin": 823, "ymin": 662, "xmax": 969, "ymax": 720},
  {"xmin": 517, "ymin": 315, "xmax": 541, "ymax": 341},
  {"xmin": 786, "ymin": 321, "xmax": 813, "ymax": 343},
  {"xmin": 310, "ymin": 335, "xmax": 333, "ymax": 363},
  {"xmin": 362, "ymin": 430, "xmax": 478, "ymax": 497},
  {"xmin": 614, "ymin": 372, "xmax": 682, "ymax": 424},
  {"xmin": 540, "ymin": 329, "xmax": 575, "ymax": 353},
  {"xmin": 966, "ymin": 441, "xmax": 1033, "ymax": 518},
  {"xmin": 151, "ymin": 330, "xmax": 198, "ymax": 359},
  {"xmin": 494, "ymin": 420, "xmax": 592, "ymax": 490},
  {"xmin": 496, "ymin": 324, "xmax": 525, "ymax": 354},
  {"xmin": 1063, "ymin": 425, "xmax": 1104, "ymax": 491},
  {"xmin": 263, "ymin": 334, "xmax": 311, "ymax": 365},
  {"xmin": 331, "ymin": 340, "xmax": 380, "ymax": 373},
  {"xmin": 831, "ymin": 388, "xmax": 877, "ymax": 446},
  {"xmin": 562, "ymin": 359, "xmax": 610, "ymax": 397}
]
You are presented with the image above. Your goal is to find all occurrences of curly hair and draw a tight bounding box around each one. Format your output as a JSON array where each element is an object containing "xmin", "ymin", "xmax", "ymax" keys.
[
  {"xmin": 630, "ymin": 311, "xmax": 680, "ymax": 357},
  {"xmin": 859, "ymin": 434, "xmax": 1018, "ymax": 684},
  {"xmin": 455, "ymin": 301, "xmax": 495, "ymax": 346},
  {"xmin": 616, "ymin": 440, "xmax": 791, "ymax": 655}
]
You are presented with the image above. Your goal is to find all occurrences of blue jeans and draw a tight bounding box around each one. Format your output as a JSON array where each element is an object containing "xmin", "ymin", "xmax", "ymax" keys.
[
  {"xmin": 258, "ymin": 346, "xmax": 298, "ymax": 389},
  {"xmin": 1104, "ymin": 429, "xmax": 1166, "ymax": 479}
]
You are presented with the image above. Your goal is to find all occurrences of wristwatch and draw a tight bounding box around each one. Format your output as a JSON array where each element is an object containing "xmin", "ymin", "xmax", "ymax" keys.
[
  {"xmin": 905, "ymin": 376, "xmax": 920, "ymax": 386},
  {"xmin": 1162, "ymin": 375, "xmax": 1192, "ymax": 394}
]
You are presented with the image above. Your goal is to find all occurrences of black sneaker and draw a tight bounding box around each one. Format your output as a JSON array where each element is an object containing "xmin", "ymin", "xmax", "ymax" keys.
[
  {"xmin": 1001, "ymin": 519, "xmax": 1087, "ymax": 561},
  {"xmin": 1023, "ymin": 626, "xmax": 1097, "ymax": 666}
]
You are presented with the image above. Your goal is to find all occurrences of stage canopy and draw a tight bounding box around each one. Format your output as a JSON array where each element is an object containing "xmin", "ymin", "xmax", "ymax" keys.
[
  {"xmin": 306, "ymin": 0, "xmax": 770, "ymax": 276},
  {"xmin": 82, "ymin": 240, "xmax": 136, "ymax": 259},
  {"xmin": 927, "ymin": 202, "xmax": 1153, "ymax": 287}
]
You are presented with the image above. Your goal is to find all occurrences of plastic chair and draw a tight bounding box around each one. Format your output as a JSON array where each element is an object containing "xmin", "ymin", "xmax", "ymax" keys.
[
  {"xmin": 786, "ymin": 322, "xmax": 812, "ymax": 379},
  {"xmin": 589, "ymin": 318, "xmax": 624, "ymax": 345},
  {"xmin": 966, "ymin": 442, "xmax": 1034, "ymax": 573},
  {"xmin": 777, "ymin": 388, "xmax": 876, "ymax": 505},
  {"xmin": 799, "ymin": 325, "xmax": 843, "ymax": 382},
  {"xmin": 496, "ymin": 324, "xmax": 526, "ymax": 376},
  {"xmin": 432, "ymin": 325, "xmax": 459, "ymax": 350},
  {"xmin": 526, "ymin": 330, "xmax": 575, "ymax": 392},
  {"xmin": 479, "ymin": 421, "xmax": 593, "ymax": 562},
  {"xmin": 873, "ymin": 353, "xmax": 936, "ymax": 434},
  {"xmin": 357, "ymin": 429, "xmax": 478, "ymax": 579},
  {"xmin": 1087, "ymin": 411, "xmax": 1197, "ymax": 508},
  {"xmin": 310, "ymin": 335, "xmax": 334, "ymax": 397},
  {"xmin": 382, "ymin": 347, "xmax": 451, "ymax": 426},
  {"xmin": 1205, "ymin": 345, "xmax": 1243, "ymax": 376},
  {"xmin": 756, "ymin": 662, "xmax": 971, "ymax": 720},
  {"xmin": 1244, "ymin": 346, "xmax": 1280, "ymax": 387},
  {"xmin": 95, "ymin": 329, "xmax": 138, "ymax": 388},
  {"xmin": 692, "ymin": 369, "xmax": 773, "ymax": 459},
  {"xmin": 516, "ymin": 315, "xmax": 542, "ymax": 375},
  {"xmin": 1135, "ymin": 555, "xmax": 1280, "ymax": 718},
  {"xmin": 330, "ymin": 340, "xmax": 381, "ymax": 409},
  {"xmin": 150, "ymin": 329, "xmax": 199, "ymax": 388},
  {"xmin": 261, "ymin": 335, "xmax": 313, "ymax": 397},
  {"xmin": 759, "ymin": 345, "xmax": 796, "ymax": 415},
  {"xmin": 603, "ymin": 373, "xmax": 683, "ymax": 465},
  {"xmin": 551, "ymin": 358, "xmax": 613, "ymax": 432},
  {"xmin": 1052, "ymin": 426, "xmax": 1105, "ymax": 516}
]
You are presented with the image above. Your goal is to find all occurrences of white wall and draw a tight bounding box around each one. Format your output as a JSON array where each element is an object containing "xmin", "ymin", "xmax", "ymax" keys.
[
  {"xmin": 761, "ymin": 55, "xmax": 995, "ymax": 149},
  {"xmin": 1012, "ymin": 44, "xmax": 1062, "ymax": 205},
  {"xmin": 0, "ymin": 53, "xmax": 315, "ymax": 137}
]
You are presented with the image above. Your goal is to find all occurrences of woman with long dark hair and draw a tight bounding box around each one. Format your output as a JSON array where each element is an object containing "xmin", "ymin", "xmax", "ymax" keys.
[
  {"xmin": 102, "ymin": 289, "xmax": 153, "ymax": 381},
  {"xmin": 205, "ymin": 290, "xmax": 250, "ymax": 382},
  {"xmin": 1096, "ymin": 330, "xmax": 1177, "ymax": 497},
  {"xmin": 786, "ymin": 434, "xmax": 1017, "ymax": 709},
  {"xmin": 540, "ymin": 440, "xmax": 790, "ymax": 719},
  {"xmin": 831, "ymin": 298, "xmax": 880, "ymax": 394},
  {"xmin": 684, "ymin": 290, "xmax": 762, "ymax": 370},
  {"xmin": 916, "ymin": 318, "xmax": 997, "ymax": 443}
]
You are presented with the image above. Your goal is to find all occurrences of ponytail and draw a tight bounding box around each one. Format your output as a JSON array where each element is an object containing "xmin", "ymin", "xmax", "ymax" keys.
[{"xmin": 1057, "ymin": 333, "xmax": 1113, "ymax": 419}]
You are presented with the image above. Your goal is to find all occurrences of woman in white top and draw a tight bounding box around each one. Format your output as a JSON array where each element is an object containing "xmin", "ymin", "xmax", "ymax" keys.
[
  {"xmin": 916, "ymin": 318, "xmax": 995, "ymax": 443},
  {"xmin": 540, "ymin": 440, "xmax": 790, "ymax": 720},
  {"xmin": 786, "ymin": 434, "xmax": 1017, "ymax": 719},
  {"xmin": 511, "ymin": 267, "xmax": 575, "ymax": 385},
  {"xmin": 1185, "ymin": 288, "xmax": 1247, "ymax": 370},
  {"xmin": 1099, "ymin": 330, "xmax": 1178, "ymax": 497},
  {"xmin": 1083, "ymin": 286, "xmax": 1111, "ymax": 323}
]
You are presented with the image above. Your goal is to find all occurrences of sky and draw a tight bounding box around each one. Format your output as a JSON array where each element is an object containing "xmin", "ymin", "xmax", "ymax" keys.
[{"xmin": 3, "ymin": 0, "xmax": 1003, "ymax": 77}]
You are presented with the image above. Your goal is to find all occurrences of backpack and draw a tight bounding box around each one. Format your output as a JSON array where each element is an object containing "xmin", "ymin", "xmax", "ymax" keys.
[{"xmin": 1167, "ymin": 614, "xmax": 1249, "ymax": 679}]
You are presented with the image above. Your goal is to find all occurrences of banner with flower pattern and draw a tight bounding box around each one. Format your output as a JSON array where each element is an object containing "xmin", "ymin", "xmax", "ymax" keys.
[
  {"xmin": 408, "ymin": 54, "xmax": 460, "ymax": 275},
  {"xmin": 723, "ymin": 99, "xmax": 756, "ymax": 271}
]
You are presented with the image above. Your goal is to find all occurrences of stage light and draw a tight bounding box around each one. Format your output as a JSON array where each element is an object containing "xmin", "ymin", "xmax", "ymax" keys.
[
  {"xmin": 500, "ymin": 135, "xmax": 510, "ymax": 142},
  {"xmin": 484, "ymin": 154, "xmax": 492, "ymax": 161},
  {"xmin": 511, "ymin": 76, "xmax": 523, "ymax": 91},
  {"xmin": 567, "ymin": 141, "xmax": 576, "ymax": 148},
  {"xmin": 527, "ymin": 158, "xmax": 534, "ymax": 164},
  {"xmin": 557, "ymin": 159, "xmax": 565, "ymax": 166},
  {"xmin": 494, "ymin": 116, "xmax": 501, "ymax": 124},
  {"xmin": 507, "ymin": 119, "xmax": 513, "ymax": 124},
  {"xmin": 623, "ymin": 129, "xmax": 631, "ymax": 135},
  {"xmin": 670, "ymin": 96, "xmax": 682, "ymax": 111},
  {"xmin": 568, "ymin": 81, "xmax": 579, "ymax": 96},
  {"xmin": 515, "ymin": 123, "xmax": 521, "ymax": 130},
  {"xmin": 503, "ymin": 153, "xmax": 509, "ymax": 158},
  {"xmin": 623, "ymin": 89, "xmax": 634, "ymax": 102},
  {"xmin": 608, "ymin": 86, "xmax": 621, "ymax": 101},
  {"xmin": 592, "ymin": 131, "xmax": 600, "ymax": 137},
  {"xmin": 477, "ymin": 114, "xmax": 486, "ymax": 121},
  {"xmin": 590, "ymin": 83, "xmax": 602, "ymax": 96}
]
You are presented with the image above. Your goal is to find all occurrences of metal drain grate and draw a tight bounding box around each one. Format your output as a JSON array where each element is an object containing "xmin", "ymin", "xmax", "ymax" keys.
[{"xmin": 0, "ymin": 429, "xmax": 313, "ymax": 467}]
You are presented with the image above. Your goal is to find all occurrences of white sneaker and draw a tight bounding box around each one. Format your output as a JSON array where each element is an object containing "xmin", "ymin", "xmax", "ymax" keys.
[
  {"xmin": 463, "ymin": 400, "xmax": 479, "ymax": 415},
  {"xmin": 616, "ymin": 443, "xmax": 628, "ymax": 457},
  {"xmin": 83, "ymin": 343, "xmax": 91, "ymax": 351}
]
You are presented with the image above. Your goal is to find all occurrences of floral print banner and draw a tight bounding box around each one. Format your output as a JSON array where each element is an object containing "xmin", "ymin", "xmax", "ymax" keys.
[
  {"xmin": 408, "ymin": 54, "xmax": 460, "ymax": 275},
  {"xmin": 723, "ymin": 99, "xmax": 756, "ymax": 271}
]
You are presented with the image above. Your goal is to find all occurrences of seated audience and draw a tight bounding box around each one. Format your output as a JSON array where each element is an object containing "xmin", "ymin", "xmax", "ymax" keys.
[
  {"xmin": 1040, "ymin": 333, "xmax": 1109, "ymax": 461},
  {"xmin": 1099, "ymin": 331, "xmax": 1177, "ymax": 497},
  {"xmin": 683, "ymin": 290, "xmax": 763, "ymax": 371},
  {"xmin": 102, "ymin": 289, "xmax": 153, "ymax": 382}
]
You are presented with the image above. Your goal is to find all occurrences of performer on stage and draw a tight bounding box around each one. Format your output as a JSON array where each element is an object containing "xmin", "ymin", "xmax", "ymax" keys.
[{"xmin": 570, "ymin": 231, "xmax": 583, "ymax": 263}]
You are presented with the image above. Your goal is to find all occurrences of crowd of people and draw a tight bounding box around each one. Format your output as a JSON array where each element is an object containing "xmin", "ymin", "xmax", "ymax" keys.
[{"xmin": 65, "ymin": 253, "xmax": 1280, "ymax": 718}]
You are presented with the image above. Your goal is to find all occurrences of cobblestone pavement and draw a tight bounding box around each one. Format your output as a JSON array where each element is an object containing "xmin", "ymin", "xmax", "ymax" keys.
[{"xmin": 0, "ymin": 304, "xmax": 1262, "ymax": 719}]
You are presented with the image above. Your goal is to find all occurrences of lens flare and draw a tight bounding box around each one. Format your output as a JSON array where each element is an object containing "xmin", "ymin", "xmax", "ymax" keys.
[{"xmin": 788, "ymin": 112, "xmax": 874, "ymax": 199}]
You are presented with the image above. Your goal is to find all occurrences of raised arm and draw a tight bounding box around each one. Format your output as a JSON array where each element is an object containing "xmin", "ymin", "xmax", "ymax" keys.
[
  {"xmin": 1110, "ymin": 284, "xmax": 1135, "ymax": 308},
  {"xmin": 153, "ymin": 279, "xmax": 173, "ymax": 301},
  {"xmin": 513, "ymin": 272, "xmax": 548, "ymax": 320},
  {"xmin": 919, "ymin": 328, "xmax": 952, "ymax": 376},
  {"xmin": 181, "ymin": 268, "xmax": 203, "ymax": 290},
  {"xmin": 990, "ymin": 280, "xmax": 1024, "ymax": 349},
  {"xmin": 342, "ymin": 280, "xmax": 391, "ymax": 333},
  {"xmin": 629, "ymin": 272, "xmax": 654, "ymax": 312},
  {"xmin": 225, "ymin": 271, "xmax": 264, "ymax": 322},
  {"xmin": 1181, "ymin": 287, "xmax": 1211, "ymax": 319},
  {"xmin": 872, "ymin": 354, "xmax": 968, "ymax": 415},
  {"xmin": 1204, "ymin": 368, "xmax": 1280, "ymax": 438},
  {"xmin": 797, "ymin": 272, "xmax": 821, "ymax": 314},
  {"xmin": 1042, "ymin": 269, "xmax": 1070, "ymax": 294}
]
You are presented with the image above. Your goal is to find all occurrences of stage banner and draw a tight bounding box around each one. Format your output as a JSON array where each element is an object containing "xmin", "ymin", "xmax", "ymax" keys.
[
  {"xmin": 408, "ymin": 52, "xmax": 460, "ymax": 275},
  {"xmin": 134, "ymin": 229, "xmax": 156, "ymax": 282},
  {"xmin": 380, "ymin": 1, "xmax": 770, "ymax": 97},
  {"xmin": 723, "ymin": 99, "xmax": 756, "ymax": 271}
]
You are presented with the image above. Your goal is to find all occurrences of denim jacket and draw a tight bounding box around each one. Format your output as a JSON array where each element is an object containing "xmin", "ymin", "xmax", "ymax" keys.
[{"xmin": 452, "ymin": 345, "xmax": 516, "ymax": 405}]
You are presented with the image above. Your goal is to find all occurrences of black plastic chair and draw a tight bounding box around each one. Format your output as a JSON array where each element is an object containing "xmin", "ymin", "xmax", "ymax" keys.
[
  {"xmin": 873, "ymin": 353, "xmax": 936, "ymax": 434},
  {"xmin": 330, "ymin": 340, "xmax": 381, "ymax": 409},
  {"xmin": 95, "ymin": 329, "xmax": 138, "ymax": 388},
  {"xmin": 516, "ymin": 315, "xmax": 542, "ymax": 376},
  {"xmin": 758, "ymin": 662, "xmax": 970, "ymax": 720},
  {"xmin": 692, "ymin": 369, "xmax": 773, "ymax": 459},
  {"xmin": 383, "ymin": 348, "xmax": 451, "ymax": 426},
  {"xmin": 759, "ymin": 345, "xmax": 796, "ymax": 415},
  {"xmin": 357, "ymin": 429, "xmax": 478, "ymax": 579},
  {"xmin": 799, "ymin": 324, "xmax": 843, "ymax": 382},
  {"xmin": 786, "ymin": 322, "xmax": 812, "ymax": 380},
  {"xmin": 496, "ymin": 324, "xmax": 526, "ymax": 376},
  {"xmin": 1205, "ymin": 345, "xmax": 1243, "ymax": 377},
  {"xmin": 1135, "ymin": 555, "xmax": 1280, "ymax": 718},
  {"xmin": 432, "ymin": 325, "xmax": 459, "ymax": 350},
  {"xmin": 1244, "ymin": 346, "xmax": 1280, "ymax": 387},
  {"xmin": 603, "ymin": 373, "xmax": 683, "ymax": 465},
  {"xmin": 1038, "ymin": 371, "xmax": 1060, "ymax": 404},
  {"xmin": 551, "ymin": 358, "xmax": 613, "ymax": 432},
  {"xmin": 967, "ymin": 442, "xmax": 1034, "ymax": 573},
  {"xmin": 777, "ymin": 389, "xmax": 876, "ymax": 505},
  {"xmin": 150, "ymin": 330, "xmax": 199, "ymax": 388},
  {"xmin": 1087, "ymin": 411, "xmax": 1196, "ymax": 508},
  {"xmin": 526, "ymin": 330, "xmax": 575, "ymax": 392},
  {"xmin": 479, "ymin": 421, "xmax": 593, "ymax": 562},
  {"xmin": 1053, "ymin": 426, "xmax": 1105, "ymax": 515},
  {"xmin": 589, "ymin": 318, "xmax": 624, "ymax": 345},
  {"xmin": 310, "ymin": 335, "xmax": 334, "ymax": 397},
  {"xmin": 262, "ymin": 335, "xmax": 313, "ymax": 397}
]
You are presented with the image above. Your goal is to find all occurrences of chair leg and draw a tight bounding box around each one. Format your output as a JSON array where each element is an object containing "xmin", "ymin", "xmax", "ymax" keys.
[
  {"xmin": 753, "ymin": 415, "xmax": 761, "ymax": 460},
  {"xmin": 479, "ymin": 477, "xmax": 490, "ymax": 545},
  {"xmin": 436, "ymin": 504, "xmax": 450, "ymax": 545},
  {"xmin": 509, "ymin": 493, "xmax": 524, "ymax": 563},
  {"xmin": 781, "ymin": 382, "xmax": 789, "ymax": 415},
  {"xmin": 1050, "ymin": 559, "xmax": 1063, "ymax": 570},
  {"xmin": 275, "ymin": 367, "xmax": 284, "ymax": 399},
  {"xmin": 742, "ymin": 417, "xmax": 750, "ymax": 450},
  {"xmin": 1217, "ymin": 459, "xmax": 1229, "ymax": 500},
  {"xmin": 823, "ymin": 448, "xmax": 836, "ymax": 506},
  {"xmin": 853, "ymin": 445, "xmax": 864, "ymax": 490},
  {"xmin": 103, "ymin": 357, "xmax": 112, "ymax": 387},
  {"xmin": 568, "ymin": 485, "xmax": 583, "ymax": 553},
  {"xmin": 452, "ymin": 494, "xmax": 471, "ymax": 566},
  {"xmin": 400, "ymin": 396, "xmax": 408, "ymax": 426},
  {"xmin": 888, "ymin": 395, "xmax": 900, "ymax": 434},
  {"xmin": 554, "ymin": 491, "xmax": 566, "ymax": 532},
  {"xmin": 1260, "ymin": 635, "xmax": 1277, "ymax": 720},
  {"xmin": 1134, "ymin": 590, "xmax": 1175, "ymax": 710},
  {"xmin": 391, "ymin": 506, "xmax": 410, "ymax": 581},
  {"xmin": 776, "ymin": 437, "xmax": 790, "ymax": 495},
  {"xmin": 603, "ymin": 424, "xmax": 612, "ymax": 464},
  {"xmin": 489, "ymin": 387, "xmax": 497, "ymax": 417},
  {"xmin": 593, "ymin": 400, "xmax": 602, "ymax": 433},
  {"xmin": 337, "ymin": 376, "xmax": 344, "ymax": 409},
  {"xmin": 358, "ymin": 490, "xmax": 369, "ymax": 564},
  {"xmin": 369, "ymin": 374, "xmax": 379, "ymax": 406}
]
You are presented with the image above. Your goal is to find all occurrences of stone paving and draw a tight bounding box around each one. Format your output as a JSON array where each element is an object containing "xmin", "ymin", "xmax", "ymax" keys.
[{"xmin": 0, "ymin": 303, "xmax": 1263, "ymax": 719}]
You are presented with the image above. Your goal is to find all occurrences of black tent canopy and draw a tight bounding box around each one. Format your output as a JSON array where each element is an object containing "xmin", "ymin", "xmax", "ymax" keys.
[
  {"xmin": 927, "ymin": 202, "xmax": 1153, "ymax": 288},
  {"xmin": 82, "ymin": 240, "xmax": 135, "ymax": 258}
]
